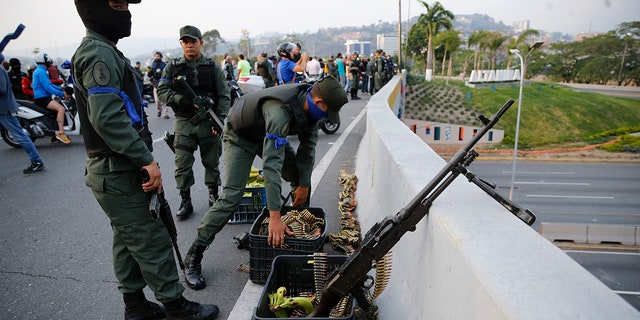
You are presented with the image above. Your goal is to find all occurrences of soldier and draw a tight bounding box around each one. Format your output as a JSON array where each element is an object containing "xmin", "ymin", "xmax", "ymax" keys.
[
  {"xmin": 71, "ymin": 1, "xmax": 219, "ymax": 319},
  {"xmin": 182, "ymin": 76, "xmax": 348, "ymax": 290},
  {"xmin": 348, "ymin": 51, "xmax": 361, "ymax": 100},
  {"xmin": 157, "ymin": 25, "xmax": 231, "ymax": 221}
]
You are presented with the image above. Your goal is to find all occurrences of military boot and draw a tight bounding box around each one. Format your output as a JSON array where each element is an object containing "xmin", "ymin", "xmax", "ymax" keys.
[
  {"xmin": 351, "ymin": 88, "xmax": 361, "ymax": 100},
  {"xmin": 184, "ymin": 243, "xmax": 207, "ymax": 290},
  {"xmin": 163, "ymin": 296, "xmax": 219, "ymax": 320},
  {"xmin": 123, "ymin": 290, "xmax": 166, "ymax": 320},
  {"xmin": 208, "ymin": 186, "xmax": 219, "ymax": 207},
  {"xmin": 176, "ymin": 190, "xmax": 193, "ymax": 220}
]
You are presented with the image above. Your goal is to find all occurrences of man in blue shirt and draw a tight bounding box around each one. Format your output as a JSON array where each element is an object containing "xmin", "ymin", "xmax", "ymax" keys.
[
  {"xmin": 276, "ymin": 42, "xmax": 307, "ymax": 85},
  {"xmin": 32, "ymin": 52, "xmax": 71, "ymax": 143}
]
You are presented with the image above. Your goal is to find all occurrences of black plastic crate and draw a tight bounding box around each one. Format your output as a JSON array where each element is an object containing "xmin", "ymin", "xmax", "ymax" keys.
[
  {"xmin": 249, "ymin": 206, "xmax": 326, "ymax": 284},
  {"xmin": 254, "ymin": 255, "xmax": 354, "ymax": 320},
  {"xmin": 229, "ymin": 187, "xmax": 266, "ymax": 224}
]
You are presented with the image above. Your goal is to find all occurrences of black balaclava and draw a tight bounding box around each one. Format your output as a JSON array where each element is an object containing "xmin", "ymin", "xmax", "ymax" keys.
[{"xmin": 75, "ymin": 0, "xmax": 132, "ymax": 43}]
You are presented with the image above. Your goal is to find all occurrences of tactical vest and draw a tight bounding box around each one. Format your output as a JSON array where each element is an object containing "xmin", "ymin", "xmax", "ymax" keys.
[
  {"xmin": 229, "ymin": 83, "xmax": 310, "ymax": 142},
  {"xmin": 170, "ymin": 58, "xmax": 219, "ymax": 118},
  {"xmin": 73, "ymin": 41, "xmax": 153, "ymax": 157}
]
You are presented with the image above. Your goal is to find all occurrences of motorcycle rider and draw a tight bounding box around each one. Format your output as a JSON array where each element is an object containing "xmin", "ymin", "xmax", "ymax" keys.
[
  {"xmin": 72, "ymin": 1, "xmax": 220, "ymax": 319},
  {"xmin": 0, "ymin": 53, "xmax": 45, "ymax": 174},
  {"xmin": 8, "ymin": 58, "xmax": 26, "ymax": 100},
  {"xmin": 276, "ymin": 42, "xmax": 307, "ymax": 85},
  {"xmin": 32, "ymin": 53, "xmax": 71, "ymax": 144}
]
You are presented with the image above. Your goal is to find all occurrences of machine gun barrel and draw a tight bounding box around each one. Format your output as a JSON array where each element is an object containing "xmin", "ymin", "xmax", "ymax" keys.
[
  {"xmin": 312, "ymin": 98, "xmax": 517, "ymax": 317},
  {"xmin": 175, "ymin": 76, "xmax": 224, "ymax": 134}
]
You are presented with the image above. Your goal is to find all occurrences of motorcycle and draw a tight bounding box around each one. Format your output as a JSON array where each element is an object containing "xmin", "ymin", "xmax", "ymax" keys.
[
  {"xmin": 236, "ymin": 74, "xmax": 340, "ymax": 134},
  {"xmin": 1, "ymin": 84, "xmax": 81, "ymax": 148}
]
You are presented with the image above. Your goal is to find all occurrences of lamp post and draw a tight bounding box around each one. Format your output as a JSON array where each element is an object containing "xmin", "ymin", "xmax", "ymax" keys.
[{"xmin": 508, "ymin": 40, "xmax": 544, "ymax": 200}]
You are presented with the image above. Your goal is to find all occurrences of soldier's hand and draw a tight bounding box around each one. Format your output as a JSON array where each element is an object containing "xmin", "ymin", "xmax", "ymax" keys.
[
  {"xmin": 267, "ymin": 210, "xmax": 293, "ymax": 247},
  {"xmin": 292, "ymin": 186, "xmax": 309, "ymax": 207},
  {"xmin": 141, "ymin": 161, "xmax": 162, "ymax": 193}
]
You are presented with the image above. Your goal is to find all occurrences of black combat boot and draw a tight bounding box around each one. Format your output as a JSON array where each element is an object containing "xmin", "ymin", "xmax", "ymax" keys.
[
  {"xmin": 184, "ymin": 243, "xmax": 207, "ymax": 290},
  {"xmin": 123, "ymin": 290, "xmax": 166, "ymax": 320},
  {"xmin": 163, "ymin": 296, "xmax": 219, "ymax": 320},
  {"xmin": 351, "ymin": 88, "xmax": 361, "ymax": 100},
  {"xmin": 176, "ymin": 190, "xmax": 193, "ymax": 220},
  {"xmin": 208, "ymin": 186, "xmax": 218, "ymax": 207}
]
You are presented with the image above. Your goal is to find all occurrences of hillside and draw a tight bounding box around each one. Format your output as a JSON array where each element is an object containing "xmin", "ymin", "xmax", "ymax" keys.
[{"xmin": 404, "ymin": 74, "xmax": 640, "ymax": 150}]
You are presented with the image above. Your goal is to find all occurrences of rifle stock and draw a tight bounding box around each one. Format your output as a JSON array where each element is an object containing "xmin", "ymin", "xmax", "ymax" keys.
[{"xmin": 312, "ymin": 98, "xmax": 521, "ymax": 317}]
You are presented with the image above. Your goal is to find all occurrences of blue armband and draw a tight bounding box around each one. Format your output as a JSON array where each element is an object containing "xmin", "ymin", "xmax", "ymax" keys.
[
  {"xmin": 87, "ymin": 86, "xmax": 143, "ymax": 128},
  {"xmin": 266, "ymin": 132, "xmax": 289, "ymax": 149}
]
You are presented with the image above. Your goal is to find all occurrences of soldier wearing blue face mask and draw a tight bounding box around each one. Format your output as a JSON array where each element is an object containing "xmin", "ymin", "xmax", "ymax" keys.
[{"xmin": 181, "ymin": 75, "xmax": 347, "ymax": 291}]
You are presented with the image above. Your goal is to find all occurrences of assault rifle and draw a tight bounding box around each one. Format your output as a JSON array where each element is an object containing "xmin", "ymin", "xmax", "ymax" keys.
[
  {"xmin": 140, "ymin": 168, "xmax": 186, "ymax": 273},
  {"xmin": 311, "ymin": 98, "xmax": 536, "ymax": 317},
  {"xmin": 175, "ymin": 75, "xmax": 224, "ymax": 134}
]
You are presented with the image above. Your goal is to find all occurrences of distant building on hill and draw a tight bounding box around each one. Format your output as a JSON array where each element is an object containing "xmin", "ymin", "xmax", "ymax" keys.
[
  {"xmin": 376, "ymin": 34, "xmax": 399, "ymax": 55},
  {"xmin": 345, "ymin": 40, "xmax": 371, "ymax": 56}
]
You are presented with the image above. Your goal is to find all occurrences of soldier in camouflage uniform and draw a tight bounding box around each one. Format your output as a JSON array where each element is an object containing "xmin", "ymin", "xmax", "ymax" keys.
[
  {"xmin": 157, "ymin": 25, "xmax": 231, "ymax": 221},
  {"xmin": 182, "ymin": 76, "xmax": 348, "ymax": 291},
  {"xmin": 373, "ymin": 49, "xmax": 386, "ymax": 93},
  {"xmin": 72, "ymin": 1, "xmax": 219, "ymax": 319}
]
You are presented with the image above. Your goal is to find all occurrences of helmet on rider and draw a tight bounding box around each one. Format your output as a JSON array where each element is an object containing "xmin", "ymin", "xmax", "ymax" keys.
[
  {"xmin": 60, "ymin": 60, "xmax": 72, "ymax": 70},
  {"xmin": 35, "ymin": 53, "xmax": 53, "ymax": 66},
  {"xmin": 277, "ymin": 42, "xmax": 296, "ymax": 59}
]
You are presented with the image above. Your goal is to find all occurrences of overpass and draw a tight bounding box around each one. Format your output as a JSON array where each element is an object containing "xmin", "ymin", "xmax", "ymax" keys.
[{"xmin": 344, "ymin": 72, "xmax": 638, "ymax": 319}]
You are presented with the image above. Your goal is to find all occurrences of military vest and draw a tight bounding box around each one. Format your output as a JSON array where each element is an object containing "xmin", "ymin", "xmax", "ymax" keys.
[
  {"xmin": 170, "ymin": 58, "xmax": 219, "ymax": 118},
  {"xmin": 229, "ymin": 83, "xmax": 310, "ymax": 142}
]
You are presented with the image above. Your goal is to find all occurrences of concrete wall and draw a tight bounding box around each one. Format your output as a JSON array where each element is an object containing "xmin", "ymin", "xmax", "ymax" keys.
[{"xmin": 354, "ymin": 73, "xmax": 640, "ymax": 319}]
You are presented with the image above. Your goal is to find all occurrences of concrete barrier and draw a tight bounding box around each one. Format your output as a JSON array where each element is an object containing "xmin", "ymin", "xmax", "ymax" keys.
[
  {"xmin": 539, "ymin": 222, "xmax": 638, "ymax": 245},
  {"xmin": 588, "ymin": 224, "xmax": 637, "ymax": 245},
  {"xmin": 354, "ymin": 72, "xmax": 640, "ymax": 319},
  {"xmin": 539, "ymin": 222, "xmax": 588, "ymax": 243}
]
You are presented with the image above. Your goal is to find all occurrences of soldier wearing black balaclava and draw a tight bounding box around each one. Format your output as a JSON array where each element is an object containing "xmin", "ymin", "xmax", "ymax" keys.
[{"xmin": 71, "ymin": 1, "xmax": 220, "ymax": 319}]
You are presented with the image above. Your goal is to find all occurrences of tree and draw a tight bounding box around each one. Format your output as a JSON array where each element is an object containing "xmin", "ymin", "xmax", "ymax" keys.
[
  {"xmin": 201, "ymin": 29, "xmax": 224, "ymax": 59},
  {"xmin": 237, "ymin": 29, "xmax": 253, "ymax": 58},
  {"xmin": 433, "ymin": 30, "xmax": 461, "ymax": 82},
  {"xmin": 406, "ymin": 22, "xmax": 429, "ymax": 74},
  {"xmin": 416, "ymin": 1, "xmax": 454, "ymax": 81},
  {"xmin": 615, "ymin": 21, "xmax": 640, "ymax": 85},
  {"xmin": 505, "ymin": 29, "xmax": 540, "ymax": 70}
]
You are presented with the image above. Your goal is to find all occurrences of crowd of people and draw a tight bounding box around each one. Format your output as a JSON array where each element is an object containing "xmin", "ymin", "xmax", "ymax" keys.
[{"xmin": 3, "ymin": 1, "xmax": 397, "ymax": 318}]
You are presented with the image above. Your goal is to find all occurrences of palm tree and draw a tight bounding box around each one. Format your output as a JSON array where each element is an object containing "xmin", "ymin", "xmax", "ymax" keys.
[
  {"xmin": 505, "ymin": 29, "xmax": 540, "ymax": 70},
  {"xmin": 434, "ymin": 30, "xmax": 461, "ymax": 80},
  {"xmin": 417, "ymin": 1, "xmax": 454, "ymax": 81}
]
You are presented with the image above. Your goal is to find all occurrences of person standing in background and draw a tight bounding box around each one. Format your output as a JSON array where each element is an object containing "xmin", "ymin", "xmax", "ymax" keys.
[{"xmin": 149, "ymin": 51, "xmax": 168, "ymax": 118}]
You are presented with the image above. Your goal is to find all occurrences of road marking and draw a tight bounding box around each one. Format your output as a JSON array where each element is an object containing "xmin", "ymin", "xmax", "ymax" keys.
[
  {"xmin": 564, "ymin": 250, "xmax": 640, "ymax": 256},
  {"xmin": 526, "ymin": 194, "xmax": 615, "ymax": 199},
  {"xmin": 516, "ymin": 181, "xmax": 590, "ymax": 186},
  {"xmin": 613, "ymin": 290, "xmax": 640, "ymax": 296},
  {"xmin": 501, "ymin": 171, "xmax": 575, "ymax": 175},
  {"xmin": 310, "ymin": 108, "xmax": 367, "ymax": 197}
]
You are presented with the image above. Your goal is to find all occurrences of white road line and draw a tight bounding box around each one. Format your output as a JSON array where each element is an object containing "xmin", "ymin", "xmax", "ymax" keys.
[
  {"xmin": 613, "ymin": 290, "xmax": 640, "ymax": 296},
  {"xmin": 310, "ymin": 109, "xmax": 367, "ymax": 197},
  {"xmin": 526, "ymin": 194, "xmax": 615, "ymax": 199},
  {"xmin": 501, "ymin": 171, "xmax": 576, "ymax": 175},
  {"xmin": 516, "ymin": 181, "xmax": 590, "ymax": 186},
  {"xmin": 564, "ymin": 250, "xmax": 640, "ymax": 256}
]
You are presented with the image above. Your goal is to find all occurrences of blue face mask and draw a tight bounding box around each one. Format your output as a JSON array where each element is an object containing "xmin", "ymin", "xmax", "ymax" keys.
[{"xmin": 306, "ymin": 92, "xmax": 328, "ymax": 120}]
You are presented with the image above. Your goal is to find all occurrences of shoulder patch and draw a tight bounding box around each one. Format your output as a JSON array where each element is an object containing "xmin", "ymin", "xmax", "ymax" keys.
[{"xmin": 92, "ymin": 61, "xmax": 110, "ymax": 86}]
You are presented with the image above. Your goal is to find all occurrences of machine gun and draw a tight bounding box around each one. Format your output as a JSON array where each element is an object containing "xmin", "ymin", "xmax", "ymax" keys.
[
  {"xmin": 311, "ymin": 98, "xmax": 536, "ymax": 317},
  {"xmin": 175, "ymin": 75, "xmax": 224, "ymax": 134},
  {"xmin": 140, "ymin": 168, "xmax": 186, "ymax": 273}
]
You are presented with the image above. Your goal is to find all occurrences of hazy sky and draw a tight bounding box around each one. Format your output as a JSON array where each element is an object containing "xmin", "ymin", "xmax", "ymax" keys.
[{"xmin": 1, "ymin": 0, "xmax": 636, "ymax": 56}]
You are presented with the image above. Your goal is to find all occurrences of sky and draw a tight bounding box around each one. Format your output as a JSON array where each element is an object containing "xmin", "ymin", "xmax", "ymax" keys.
[{"xmin": 1, "ymin": 0, "xmax": 637, "ymax": 58}]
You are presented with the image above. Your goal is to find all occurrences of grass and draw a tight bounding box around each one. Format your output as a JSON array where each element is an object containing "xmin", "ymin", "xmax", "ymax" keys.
[{"xmin": 405, "ymin": 75, "xmax": 640, "ymax": 150}]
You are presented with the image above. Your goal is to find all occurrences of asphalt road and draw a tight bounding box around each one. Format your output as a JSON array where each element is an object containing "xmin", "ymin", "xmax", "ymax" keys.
[
  {"xmin": 2, "ymin": 94, "xmax": 639, "ymax": 318},
  {"xmin": 0, "ymin": 95, "xmax": 368, "ymax": 320}
]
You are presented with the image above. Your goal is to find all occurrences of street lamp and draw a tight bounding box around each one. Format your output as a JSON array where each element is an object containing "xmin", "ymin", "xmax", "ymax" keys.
[{"xmin": 508, "ymin": 40, "xmax": 544, "ymax": 200}]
